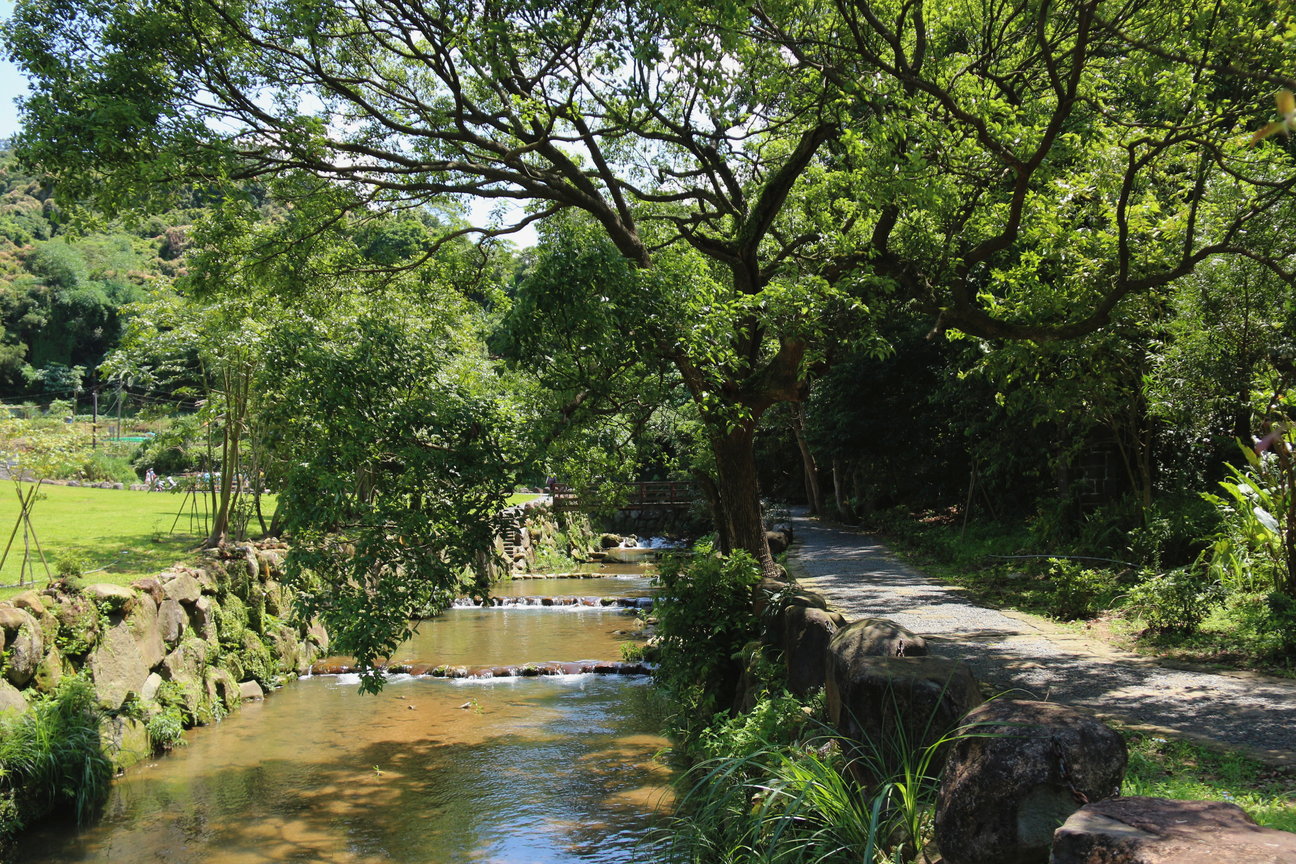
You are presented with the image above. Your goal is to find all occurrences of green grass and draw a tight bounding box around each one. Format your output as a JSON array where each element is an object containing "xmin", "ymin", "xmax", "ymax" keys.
[
  {"xmin": 0, "ymin": 482, "xmax": 229, "ymax": 597},
  {"xmin": 506, "ymin": 492, "xmax": 542, "ymax": 506},
  {"xmin": 0, "ymin": 484, "xmax": 538, "ymax": 598},
  {"xmin": 1121, "ymin": 728, "xmax": 1296, "ymax": 831}
]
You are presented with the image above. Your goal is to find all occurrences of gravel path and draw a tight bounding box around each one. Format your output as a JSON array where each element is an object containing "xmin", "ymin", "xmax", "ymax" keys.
[{"xmin": 785, "ymin": 509, "xmax": 1296, "ymax": 765}]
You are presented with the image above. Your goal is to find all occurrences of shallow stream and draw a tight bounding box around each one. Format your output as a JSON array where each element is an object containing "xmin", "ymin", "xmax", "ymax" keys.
[{"xmin": 18, "ymin": 576, "xmax": 671, "ymax": 863}]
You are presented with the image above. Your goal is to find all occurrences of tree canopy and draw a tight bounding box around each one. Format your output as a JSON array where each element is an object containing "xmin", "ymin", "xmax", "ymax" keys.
[{"xmin": 5, "ymin": 0, "xmax": 1296, "ymax": 571}]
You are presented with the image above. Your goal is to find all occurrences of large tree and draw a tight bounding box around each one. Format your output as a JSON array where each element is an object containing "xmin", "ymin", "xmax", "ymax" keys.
[{"xmin": 6, "ymin": 0, "xmax": 1296, "ymax": 573}]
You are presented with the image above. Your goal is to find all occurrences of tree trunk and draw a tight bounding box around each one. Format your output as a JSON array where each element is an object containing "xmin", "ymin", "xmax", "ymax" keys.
[
  {"xmin": 832, "ymin": 458, "xmax": 849, "ymax": 518},
  {"xmin": 692, "ymin": 468, "xmax": 728, "ymax": 551},
  {"xmin": 710, "ymin": 423, "xmax": 776, "ymax": 576},
  {"xmin": 791, "ymin": 404, "xmax": 823, "ymax": 516}
]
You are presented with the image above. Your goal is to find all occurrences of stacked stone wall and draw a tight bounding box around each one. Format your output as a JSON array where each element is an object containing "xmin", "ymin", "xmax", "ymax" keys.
[{"xmin": 0, "ymin": 539, "xmax": 325, "ymax": 772}]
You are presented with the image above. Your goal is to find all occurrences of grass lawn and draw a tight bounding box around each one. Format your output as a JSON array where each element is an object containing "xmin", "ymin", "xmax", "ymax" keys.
[
  {"xmin": 0, "ymin": 482, "xmax": 245, "ymax": 598},
  {"xmin": 1121, "ymin": 727, "xmax": 1296, "ymax": 831},
  {"xmin": 506, "ymin": 492, "xmax": 542, "ymax": 506},
  {"xmin": 0, "ymin": 484, "xmax": 541, "ymax": 599}
]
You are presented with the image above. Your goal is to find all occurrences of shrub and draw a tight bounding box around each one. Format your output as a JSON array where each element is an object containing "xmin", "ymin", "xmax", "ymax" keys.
[
  {"xmin": 1223, "ymin": 591, "xmax": 1296, "ymax": 658},
  {"xmin": 0, "ymin": 675, "xmax": 113, "ymax": 831},
  {"xmin": 698, "ymin": 691, "xmax": 823, "ymax": 764},
  {"xmin": 1124, "ymin": 567, "xmax": 1219, "ymax": 634},
  {"xmin": 1044, "ymin": 559, "xmax": 1122, "ymax": 620},
  {"xmin": 74, "ymin": 452, "xmax": 138, "ymax": 485},
  {"xmin": 654, "ymin": 549, "xmax": 761, "ymax": 728},
  {"xmin": 145, "ymin": 708, "xmax": 185, "ymax": 752}
]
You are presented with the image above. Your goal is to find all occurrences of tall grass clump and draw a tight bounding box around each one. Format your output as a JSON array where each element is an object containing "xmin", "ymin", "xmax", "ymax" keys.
[
  {"xmin": 0, "ymin": 675, "xmax": 112, "ymax": 841},
  {"xmin": 654, "ymin": 685, "xmax": 971, "ymax": 864},
  {"xmin": 655, "ymin": 725, "xmax": 959, "ymax": 864}
]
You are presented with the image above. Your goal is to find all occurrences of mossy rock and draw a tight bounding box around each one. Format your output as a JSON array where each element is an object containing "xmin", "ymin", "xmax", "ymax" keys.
[
  {"xmin": 84, "ymin": 583, "xmax": 138, "ymax": 618},
  {"xmin": 32, "ymin": 643, "xmax": 65, "ymax": 695},
  {"xmin": 51, "ymin": 595, "xmax": 101, "ymax": 658},
  {"xmin": 236, "ymin": 631, "xmax": 277, "ymax": 690},
  {"xmin": 216, "ymin": 594, "xmax": 249, "ymax": 646}
]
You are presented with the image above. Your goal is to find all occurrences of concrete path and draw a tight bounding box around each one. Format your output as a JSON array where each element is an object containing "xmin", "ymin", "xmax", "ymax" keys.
[{"xmin": 786, "ymin": 510, "xmax": 1296, "ymax": 765}]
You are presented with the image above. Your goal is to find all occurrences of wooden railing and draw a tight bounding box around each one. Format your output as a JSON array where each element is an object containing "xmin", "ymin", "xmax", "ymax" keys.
[{"xmin": 552, "ymin": 480, "xmax": 695, "ymax": 513}]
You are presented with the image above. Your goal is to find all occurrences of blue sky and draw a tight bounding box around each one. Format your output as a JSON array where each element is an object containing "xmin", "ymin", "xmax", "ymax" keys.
[{"xmin": 0, "ymin": 0, "xmax": 27, "ymax": 139}]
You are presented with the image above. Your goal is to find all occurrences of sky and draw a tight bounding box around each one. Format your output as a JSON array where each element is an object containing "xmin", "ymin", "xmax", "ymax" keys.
[
  {"xmin": 0, "ymin": 2, "xmax": 537, "ymax": 245},
  {"xmin": 0, "ymin": 0, "xmax": 25, "ymax": 139}
]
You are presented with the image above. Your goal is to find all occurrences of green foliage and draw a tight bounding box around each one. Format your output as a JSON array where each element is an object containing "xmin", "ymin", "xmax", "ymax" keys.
[
  {"xmin": 1203, "ymin": 437, "xmax": 1296, "ymax": 598},
  {"xmin": 1220, "ymin": 592, "xmax": 1296, "ymax": 658},
  {"xmin": 659, "ymin": 705, "xmax": 962, "ymax": 864},
  {"xmin": 0, "ymin": 675, "xmax": 112, "ymax": 830},
  {"xmin": 654, "ymin": 550, "xmax": 761, "ymax": 728},
  {"xmin": 54, "ymin": 552, "xmax": 88, "ymax": 578},
  {"xmin": 698, "ymin": 691, "xmax": 823, "ymax": 765},
  {"xmin": 268, "ymin": 288, "xmax": 525, "ymax": 693},
  {"xmin": 145, "ymin": 707, "xmax": 185, "ymax": 752},
  {"xmin": 1123, "ymin": 730, "xmax": 1296, "ymax": 832},
  {"xmin": 1124, "ymin": 568, "xmax": 1220, "ymax": 635},
  {"xmin": 1042, "ymin": 560, "xmax": 1122, "ymax": 621}
]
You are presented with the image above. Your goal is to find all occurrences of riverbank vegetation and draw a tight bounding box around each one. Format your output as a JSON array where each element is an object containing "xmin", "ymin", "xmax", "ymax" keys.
[
  {"xmin": 3, "ymin": 0, "xmax": 1296, "ymax": 856},
  {"xmin": 0, "ymin": 676, "xmax": 111, "ymax": 856}
]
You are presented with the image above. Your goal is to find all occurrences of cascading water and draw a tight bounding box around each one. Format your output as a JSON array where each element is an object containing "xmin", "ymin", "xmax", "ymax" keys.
[{"xmin": 17, "ymin": 576, "xmax": 671, "ymax": 863}]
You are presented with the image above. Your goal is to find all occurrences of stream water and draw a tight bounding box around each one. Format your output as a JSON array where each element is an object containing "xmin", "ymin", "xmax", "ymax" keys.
[{"xmin": 18, "ymin": 576, "xmax": 671, "ymax": 864}]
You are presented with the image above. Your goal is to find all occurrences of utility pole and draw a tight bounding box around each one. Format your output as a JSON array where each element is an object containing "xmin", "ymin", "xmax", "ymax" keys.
[{"xmin": 92, "ymin": 387, "xmax": 99, "ymax": 449}]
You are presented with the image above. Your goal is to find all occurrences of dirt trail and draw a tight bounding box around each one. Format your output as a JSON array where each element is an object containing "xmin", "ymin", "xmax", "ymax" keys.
[{"xmin": 786, "ymin": 510, "xmax": 1296, "ymax": 765}]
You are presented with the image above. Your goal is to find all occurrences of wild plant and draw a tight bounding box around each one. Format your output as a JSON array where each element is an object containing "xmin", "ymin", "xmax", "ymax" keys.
[{"xmin": 0, "ymin": 674, "xmax": 113, "ymax": 829}]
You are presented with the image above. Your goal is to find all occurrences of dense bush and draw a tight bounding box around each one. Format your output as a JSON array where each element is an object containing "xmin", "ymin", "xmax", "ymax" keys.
[
  {"xmin": 0, "ymin": 675, "xmax": 112, "ymax": 840},
  {"xmin": 653, "ymin": 550, "xmax": 761, "ymax": 732},
  {"xmin": 1043, "ymin": 559, "xmax": 1123, "ymax": 620},
  {"xmin": 1124, "ymin": 567, "xmax": 1219, "ymax": 634}
]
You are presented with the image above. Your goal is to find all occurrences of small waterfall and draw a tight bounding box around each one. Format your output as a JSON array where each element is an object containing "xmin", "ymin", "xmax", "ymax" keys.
[
  {"xmin": 310, "ymin": 659, "xmax": 653, "ymax": 678},
  {"xmin": 451, "ymin": 596, "xmax": 654, "ymax": 609}
]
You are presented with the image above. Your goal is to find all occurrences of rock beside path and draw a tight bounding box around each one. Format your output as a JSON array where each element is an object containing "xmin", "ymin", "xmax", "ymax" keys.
[
  {"xmin": 825, "ymin": 652, "xmax": 981, "ymax": 785},
  {"xmin": 1050, "ymin": 796, "xmax": 1296, "ymax": 864},
  {"xmin": 935, "ymin": 700, "xmax": 1126, "ymax": 864}
]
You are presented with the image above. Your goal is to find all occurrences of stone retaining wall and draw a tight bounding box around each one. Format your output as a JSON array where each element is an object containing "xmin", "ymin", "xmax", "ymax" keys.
[
  {"xmin": 0, "ymin": 539, "xmax": 325, "ymax": 770},
  {"xmin": 498, "ymin": 497, "xmax": 598, "ymax": 573}
]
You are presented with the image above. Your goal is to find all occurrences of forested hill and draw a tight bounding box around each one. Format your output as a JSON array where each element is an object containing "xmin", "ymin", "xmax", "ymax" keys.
[{"xmin": 0, "ymin": 149, "xmax": 190, "ymax": 401}]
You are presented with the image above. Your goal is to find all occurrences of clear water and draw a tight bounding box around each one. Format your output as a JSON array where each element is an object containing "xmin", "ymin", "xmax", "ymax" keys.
[{"xmin": 17, "ymin": 580, "xmax": 670, "ymax": 863}]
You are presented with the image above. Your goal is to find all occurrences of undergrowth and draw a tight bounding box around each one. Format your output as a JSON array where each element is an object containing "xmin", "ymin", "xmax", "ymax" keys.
[
  {"xmin": 1120, "ymin": 728, "xmax": 1296, "ymax": 832},
  {"xmin": 0, "ymin": 674, "xmax": 112, "ymax": 846}
]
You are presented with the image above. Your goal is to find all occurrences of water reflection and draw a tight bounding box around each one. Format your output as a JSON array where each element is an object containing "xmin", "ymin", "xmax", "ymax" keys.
[{"xmin": 18, "ymin": 577, "xmax": 671, "ymax": 864}]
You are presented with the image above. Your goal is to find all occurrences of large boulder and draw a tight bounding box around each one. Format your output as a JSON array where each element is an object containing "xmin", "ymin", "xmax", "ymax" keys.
[
  {"xmin": 159, "ymin": 638, "xmax": 211, "ymax": 718},
  {"xmin": 192, "ymin": 596, "xmax": 218, "ymax": 642},
  {"xmin": 33, "ymin": 643, "xmax": 64, "ymax": 694},
  {"xmin": 830, "ymin": 617, "xmax": 928, "ymax": 660},
  {"xmin": 84, "ymin": 582, "xmax": 138, "ymax": 616},
  {"xmin": 826, "ymin": 652, "xmax": 981, "ymax": 786},
  {"xmin": 162, "ymin": 572, "xmax": 202, "ymax": 605},
  {"xmin": 0, "ymin": 604, "xmax": 44, "ymax": 687},
  {"xmin": 88, "ymin": 619, "xmax": 151, "ymax": 710},
  {"xmin": 765, "ymin": 530, "xmax": 791, "ymax": 556},
  {"xmin": 782, "ymin": 604, "xmax": 848, "ymax": 696},
  {"xmin": 157, "ymin": 598, "xmax": 188, "ymax": 647},
  {"xmin": 1050, "ymin": 796, "xmax": 1296, "ymax": 864},
  {"xmin": 126, "ymin": 593, "xmax": 166, "ymax": 669},
  {"xmin": 103, "ymin": 715, "xmax": 151, "ymax": 769},
  {"xmin": 130, "ymin": 577, "xmax": 165, "ymax": 606},
  {"xmin": 204, "ymin": 667, "xmax": 240, "ymax": 714},
  {"xmin": 934, "ymin": 700, "xmax": 1127, "ymax": 864},
  {"xmin": 0, "ymin": 679, "xmax": 27, "ymax": 715},
  {"xmin": 10, "ymin": 590, "xmax": 47, "ymax": 616}
]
